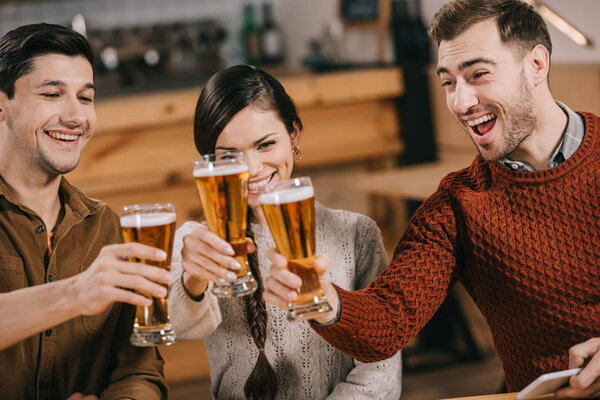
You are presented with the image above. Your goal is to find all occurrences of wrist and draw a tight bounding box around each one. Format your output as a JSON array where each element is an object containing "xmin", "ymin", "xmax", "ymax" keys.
[
  {"xmin": 313, "ymin": 284, "xmax": 340, "ymax": 325},
  {"xmin": 54, "ymin": 276, "xmax": 83, "ymax": 317},
  {"xmin": 182, "ymin": 271, "xmax": 208, "ymax": 300}
]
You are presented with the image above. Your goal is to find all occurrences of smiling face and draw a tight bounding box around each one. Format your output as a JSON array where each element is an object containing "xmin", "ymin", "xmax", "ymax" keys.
[
  {"xmin": 437, "ymin": 20, "xmax": 537, "ymax": 161},
  {"xmin": 215, "ymin": 105, "xmax": 297, "ymax": 208},
  {"xmin": 0, "ymin": 54, "xmax": 96, "ymax": 176}
]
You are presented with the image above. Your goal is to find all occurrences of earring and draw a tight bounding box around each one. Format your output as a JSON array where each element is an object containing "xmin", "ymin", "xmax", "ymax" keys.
[{"xmin": 292, "ymin": 145, "xmax": 303, "ymax": 162}]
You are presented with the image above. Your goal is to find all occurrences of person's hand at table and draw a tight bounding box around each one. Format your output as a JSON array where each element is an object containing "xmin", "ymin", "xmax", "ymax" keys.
[
  {"xmin": 180, "ymin": 224, "xmax": 255, "ymax": 298},
  {"xmin": 263, "ymin": 248, "xmax": 339, "ymax": 324},
  {"xmin": 555, "ymin": 338, "xmax": 600, "ymax": 398}
]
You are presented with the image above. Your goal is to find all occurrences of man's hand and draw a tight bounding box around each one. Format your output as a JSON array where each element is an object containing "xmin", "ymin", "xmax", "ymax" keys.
[
  {"xmin": 555, "ymin": 338, "xmax": 600, "ymax": 398},
  {"xmin": 69, "ymin": 243, "xmax": 172, "ymax": 316},
  {"xmin": 263, "ymin": 248, "xmax": 339, "ymax": 324}
]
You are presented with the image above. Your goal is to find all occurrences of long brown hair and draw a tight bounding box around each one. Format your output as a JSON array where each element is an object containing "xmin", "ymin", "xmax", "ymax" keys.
[{"xmin": 193, "ymin": 65, "xmax": 302, "ymax": 400}]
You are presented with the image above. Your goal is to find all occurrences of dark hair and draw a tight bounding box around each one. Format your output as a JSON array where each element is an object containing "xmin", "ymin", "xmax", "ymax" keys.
[
  {"xmin": 0, "ymin": 23, "xmax": 94, "ymax": 99},
  {"xmin": 194, "ymin": 65, "xmax": 303, "ymax": 400},
  {"xmin": 428, "ymin": 0, "xmax": 552, "ymax": 58},
  {"xmin": 194, "ymin": 64, "xmax": 302, "ymax": 156}
]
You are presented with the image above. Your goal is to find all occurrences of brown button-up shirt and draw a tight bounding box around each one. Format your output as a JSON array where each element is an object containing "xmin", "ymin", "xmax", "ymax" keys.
[{"xmin": 0, "ymin": 175, "xmax": 167, "ymax": 399}]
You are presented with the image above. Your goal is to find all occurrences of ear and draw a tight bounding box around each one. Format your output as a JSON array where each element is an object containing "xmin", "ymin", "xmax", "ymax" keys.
[
  {"xmin": 290, "ymin": 122, "xmax": 300, "ymax": 147},
  {"xmin": 527, "ymin": 44, "xmax": 550, "ymax": 87},
  {"xmin": 0, "ymin": 91, "xmax": 8, "ymax": 123}
]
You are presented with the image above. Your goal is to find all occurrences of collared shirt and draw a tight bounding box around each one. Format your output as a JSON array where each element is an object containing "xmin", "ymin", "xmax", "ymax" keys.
[
  {"xmin": 499, "ymin": 101, "xmax": 585, "ymax": 171},
  {"xmin": 0, "ymin": 176, "xmax": 167, "ymax": 400}
]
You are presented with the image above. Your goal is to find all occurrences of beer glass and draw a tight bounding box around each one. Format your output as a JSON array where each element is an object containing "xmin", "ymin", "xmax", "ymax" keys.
[
  {"xmin": 121, "ymin": 203, "xmax": 177, "ymax": 346},
  {"xmin": 259, "ymin": 177, "xmax": 332, "ymax": 321},
  {"xmin": 193, "ymin": 152, "xmax": 258, "ymax": 297}
]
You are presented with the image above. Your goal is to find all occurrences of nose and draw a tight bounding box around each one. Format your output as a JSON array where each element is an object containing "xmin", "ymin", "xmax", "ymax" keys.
[
  {"xmin": 59, "ymin": 96, "xmax": 87, "ymax": 128},
  {"xmin": 449, "ymin": 81, "xmax": 479, "ymax": 115},
  {"xmin": 245, "ymin": 152, "xmax": 262, "ymax": 177}
]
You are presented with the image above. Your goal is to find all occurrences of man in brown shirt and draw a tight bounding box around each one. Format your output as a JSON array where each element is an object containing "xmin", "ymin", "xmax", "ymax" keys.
[{"xmin": 0, "ymin": 24, "xmax": 169, "ymax": 399}]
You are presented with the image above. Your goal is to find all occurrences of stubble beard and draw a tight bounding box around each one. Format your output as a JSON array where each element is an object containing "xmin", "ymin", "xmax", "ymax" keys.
[{"xmin": 468, "ymin": 71, "xmax": 537, "ymax": 162}]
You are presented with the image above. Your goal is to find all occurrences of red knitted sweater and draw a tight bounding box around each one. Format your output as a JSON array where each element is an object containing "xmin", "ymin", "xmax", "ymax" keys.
[{"xmin": 312, "ymin": 112, "xmax": 600, "ymax": 392}]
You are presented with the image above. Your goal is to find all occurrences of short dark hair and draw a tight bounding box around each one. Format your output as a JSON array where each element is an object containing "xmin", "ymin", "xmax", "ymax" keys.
[
  {"xmin": 428, "ymin": 0, "xmax": 552, "ymax": 58},
  {"xmin": 0, "ymin": 23, "xmax": 94, "ymax": 99},
  {"xmin": 193, "ymin": 64, "xmax": 302, "ymax": 155}
]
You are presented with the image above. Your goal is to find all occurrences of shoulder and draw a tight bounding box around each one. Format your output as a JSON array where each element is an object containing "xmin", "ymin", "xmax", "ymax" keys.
[{"xmin": 434, "ymin": 156, "xmax": 493, "ymax": 199}]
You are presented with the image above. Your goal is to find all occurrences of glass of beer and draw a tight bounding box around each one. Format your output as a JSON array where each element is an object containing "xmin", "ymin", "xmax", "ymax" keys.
[
  {"xmin": 259, "ymin": 177, "xmax": 332, "ymax": 321},
  {"xmin": 120, "ymin": 203, "xmax": 177, "ymax": 346},
  {"xmin": 193, "ymin": 152, "xmax": 258, "ymax": 297}
]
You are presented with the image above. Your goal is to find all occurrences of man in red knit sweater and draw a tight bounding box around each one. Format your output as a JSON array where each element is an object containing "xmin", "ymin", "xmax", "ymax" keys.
[{"xmin": 262, "ymin": 0, "xmax": 600, "ymax": 397}]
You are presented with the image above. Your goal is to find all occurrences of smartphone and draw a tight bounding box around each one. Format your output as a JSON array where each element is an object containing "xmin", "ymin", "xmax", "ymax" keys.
[{"xmin": 517, "ymin": 368, "xmax": 583, "ymax": 399}]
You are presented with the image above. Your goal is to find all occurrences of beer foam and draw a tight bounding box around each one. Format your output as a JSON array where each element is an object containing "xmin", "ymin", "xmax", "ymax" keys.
[
  {"xmin": 193, "ymin": 164, "xmax": 249, "ymax": 177},
  {"xmin": 120, "ymin": 212, "xmax": 176, "ymax": 228},
  {"xmin": 259, "ymin": 186, "xmax": 314, "ymax": 205}
]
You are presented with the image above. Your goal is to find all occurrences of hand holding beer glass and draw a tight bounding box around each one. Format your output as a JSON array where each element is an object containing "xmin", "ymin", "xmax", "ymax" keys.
[
  {"xmin": 259, "ymin": 177, "xmax": 332, "ymax": 321},
  {"xmin": 193, "ymin": 152, "xmax": 258, "ymax": 297},
  {"xmin": 120, "ymin": 203, "xmax": 177, "ymax": 346}
]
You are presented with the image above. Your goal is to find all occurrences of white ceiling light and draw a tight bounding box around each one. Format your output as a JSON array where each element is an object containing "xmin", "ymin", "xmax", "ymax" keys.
[{"xmin": 523, "ymin": 0, "xmax": 592, "ymax": 47}]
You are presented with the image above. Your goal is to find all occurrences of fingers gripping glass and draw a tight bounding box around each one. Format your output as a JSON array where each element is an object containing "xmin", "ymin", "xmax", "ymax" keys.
[
  {"xmin": 120, "ymin": 203, "xmax": 177, "ymax": 346},
  {"xmin": 193, "ymin": 152, "xmax": 258, "ymax": 297},
  {"xmin": 259, "ymin": 177, "xmax": 332, "ymax": 321}
]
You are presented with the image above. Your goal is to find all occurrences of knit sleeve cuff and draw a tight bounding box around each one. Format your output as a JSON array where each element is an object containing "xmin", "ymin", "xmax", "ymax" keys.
[{"xmin": 168, "ymin": 276, "xmax": 221, "ymax": 340}]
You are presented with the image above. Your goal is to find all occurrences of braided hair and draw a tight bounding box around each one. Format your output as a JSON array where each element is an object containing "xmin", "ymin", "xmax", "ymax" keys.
[{"xmin": 193, "ymin": 65, "xmax": 302, "ymax": 399}]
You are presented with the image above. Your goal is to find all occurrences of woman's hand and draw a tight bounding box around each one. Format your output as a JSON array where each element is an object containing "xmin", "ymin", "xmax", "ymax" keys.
[
  {"xmin": 263, "ymin": 247, "xmax": 339, "ymax": 324},
  {"xmin": 180, "ymin": 224, "xmax": 254, "ymax": 297},
  {"xmin": 555, "ymin": 338, "xmax": 600, "ymax": 398}
]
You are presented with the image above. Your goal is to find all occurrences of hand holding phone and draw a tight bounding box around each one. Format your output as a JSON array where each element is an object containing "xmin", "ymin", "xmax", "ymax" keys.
[{"xmin": 517, "ymin": 368, "xmax": 582, "ymax": 399}]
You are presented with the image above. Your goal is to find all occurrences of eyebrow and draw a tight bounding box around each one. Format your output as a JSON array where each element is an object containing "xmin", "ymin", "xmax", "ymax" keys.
[
  {"xmin": 36, "ymin": 80, "xmax": 96, "ymax": 91},
  {"xmin": 436, "ymin": 57, "xmax": 497, "ymax": 76},
  {"xmin": 215, "ymin": 133, "xmax": 278, "ymax": 151}
]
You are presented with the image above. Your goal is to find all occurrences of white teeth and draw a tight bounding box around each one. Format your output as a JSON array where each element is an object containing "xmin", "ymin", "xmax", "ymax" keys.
[
  {"xmin": 467, "ymin": 113, "xmax": 496, "ymax": 127},
  {"xmin": 47, "ymin": 131, "xmax": 78, "ymax": 141},
  {"xmin": 248, "ymin": 176, "xmax": 271, "ymax": 191}
]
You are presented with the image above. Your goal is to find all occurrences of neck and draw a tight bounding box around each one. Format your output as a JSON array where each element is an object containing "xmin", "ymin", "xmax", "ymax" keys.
[
  {"xmin": 508, "ymin": 94, "xmax": 567, "ymax": 170},
  {"xmin": 0, "ymin": 151, "xmax": 62, "ymax": 231}
]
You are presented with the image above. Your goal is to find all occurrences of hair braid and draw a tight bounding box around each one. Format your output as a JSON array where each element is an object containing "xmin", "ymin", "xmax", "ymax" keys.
[{"xmin": 243, "ymin": 211, "xmax": 277, "ymax": 400}]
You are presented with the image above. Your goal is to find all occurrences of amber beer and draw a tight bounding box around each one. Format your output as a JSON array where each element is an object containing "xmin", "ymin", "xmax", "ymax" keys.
[
  {"xmin": 120, "ymin": 204, "xmax": 177, "ymax": 346},
  {"xmin": 193, "ymin": 152, "xmax": 258, "ymax": 297},
  {"xmin": 259, "ymin": 177, "xmax": 332, "ymax": 321}
]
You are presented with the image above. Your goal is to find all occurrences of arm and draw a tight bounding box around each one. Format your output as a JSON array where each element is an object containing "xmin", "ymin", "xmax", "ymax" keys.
[
  {"xmin": 266, "ymin": 187, "xmax": 459, "ymax": 362},
  {"xmin": 555, "ymin": 338, "xmax": 600, "ymax": 398},
  {"xmin": 0, "ymin": 243, "xmax": 171, "ymax": 351},
  {"xmin": 327, "ymin": 214, "xmax": 402, "ymax": 399},
  {"xmin": 168, "ymin": 222, "xmax": 222, "ymax": 339},
  {"xmin": 99, "ymin": 304, "xmax": 167, "ymax": 400}
]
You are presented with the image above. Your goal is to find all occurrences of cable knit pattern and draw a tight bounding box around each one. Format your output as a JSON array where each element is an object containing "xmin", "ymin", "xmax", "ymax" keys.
[
  {"xmin": 169, "ymin": 203, "xmax": 402, "ymax": 399},
  {"xmin": 312, "ymin": 112, "xmax": 600, "ymax": 392}
]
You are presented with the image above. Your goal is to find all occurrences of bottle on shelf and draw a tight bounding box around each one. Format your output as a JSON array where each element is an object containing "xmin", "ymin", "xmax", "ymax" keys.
[
  {"xmin": 241, "ymin": 3, "xmax": 261, "ymax": 65},
  {"xmin": 259, "ymin": 2, "xmax": 284, "ymax": 65}
]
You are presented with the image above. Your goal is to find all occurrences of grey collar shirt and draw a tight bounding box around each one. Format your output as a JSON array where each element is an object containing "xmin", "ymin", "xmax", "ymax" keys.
[{"xmin": 499, "ymin": 101, "xmax": 585, "ymax": 171}]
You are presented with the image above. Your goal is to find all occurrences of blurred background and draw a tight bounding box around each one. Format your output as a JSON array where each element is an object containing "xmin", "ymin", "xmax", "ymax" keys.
[{"xmin": 2, "ymin": 0, "xmax": 599, "ymax": 398}]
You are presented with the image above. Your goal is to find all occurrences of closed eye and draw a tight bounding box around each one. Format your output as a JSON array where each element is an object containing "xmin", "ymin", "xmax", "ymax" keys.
[
  {"xmin": 41, "ymin": 93, "xmax": 59, "ymax": 98},
  {"xmin": 258, "ymin": 140, "xmax": 276, "ymax": 150}
]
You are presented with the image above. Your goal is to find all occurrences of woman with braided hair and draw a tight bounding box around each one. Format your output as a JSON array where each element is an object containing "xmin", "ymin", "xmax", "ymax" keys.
[{"xmin": 168, "ymin": 65, "xmax": 402, "ymax": 400}]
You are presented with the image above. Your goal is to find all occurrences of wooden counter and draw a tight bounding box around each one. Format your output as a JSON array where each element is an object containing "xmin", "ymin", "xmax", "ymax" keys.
[{"xmin": 440, "ymin": 394, "xmax": 554, "ymax": 400}]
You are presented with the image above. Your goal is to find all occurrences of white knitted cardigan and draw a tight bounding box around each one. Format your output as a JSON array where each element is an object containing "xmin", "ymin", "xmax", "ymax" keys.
[{"xmin": 168, "ymin": 203, "xmax": 402, "ymax": 400}]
